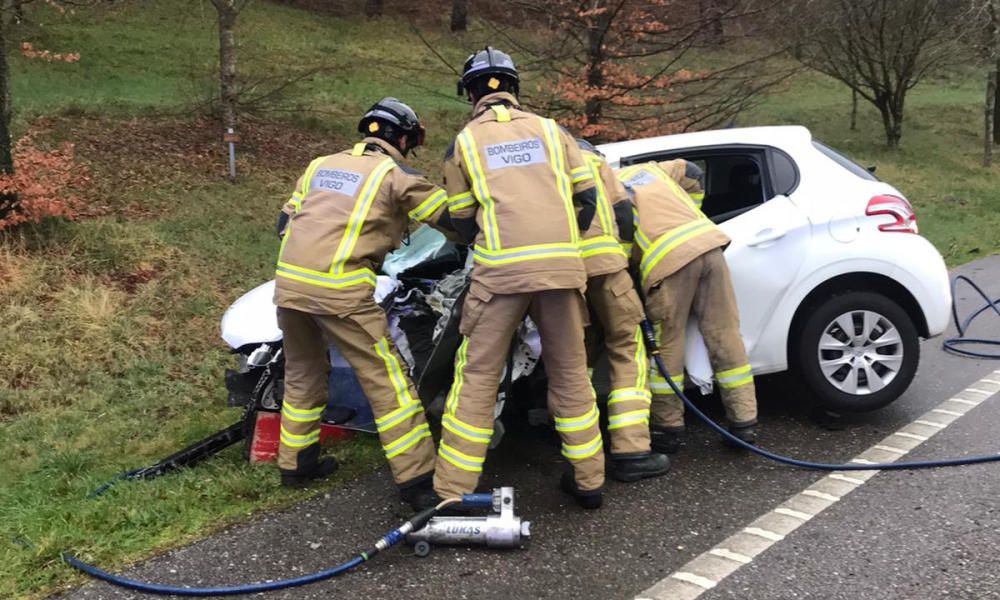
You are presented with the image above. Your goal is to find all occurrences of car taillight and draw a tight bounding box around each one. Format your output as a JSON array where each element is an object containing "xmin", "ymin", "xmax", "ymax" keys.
[{"xmin": 866, "ymin": 194, "xmax": 918, "ymax": 234}]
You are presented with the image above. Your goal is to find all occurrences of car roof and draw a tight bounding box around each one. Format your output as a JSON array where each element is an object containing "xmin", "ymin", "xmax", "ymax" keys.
[{"xmin": 595, "ymin": 125, "xmax": 813, "ymax": 165}]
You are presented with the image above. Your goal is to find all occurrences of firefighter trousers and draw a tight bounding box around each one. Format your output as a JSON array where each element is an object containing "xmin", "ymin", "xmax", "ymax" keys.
[
  {"xmin": 433, "ymin": 286, "xmax": 605, "ymax": 499},
  {"xmin": 644, "ymin": 248, "xmax": 758, "ymax": 431},
  {"xmin": 584, "ymin": 269, "xmax": 652, "ymax": 456},
  {"xmin": 276, "ymin": 305, "xmax": 435, "ymax": 486}
]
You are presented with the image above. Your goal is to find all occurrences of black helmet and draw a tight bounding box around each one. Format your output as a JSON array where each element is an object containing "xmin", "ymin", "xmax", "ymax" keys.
[
  {"xmin": 575, "ymin": 138, "xmax": 603, "ymax": 157},
  {"xmin": 457, "ymin": 46, "xmax": 519, "ymax": 99},
  {"xmin": 357, "ymin": 97, "xmax": 426, "ymax": 152}
]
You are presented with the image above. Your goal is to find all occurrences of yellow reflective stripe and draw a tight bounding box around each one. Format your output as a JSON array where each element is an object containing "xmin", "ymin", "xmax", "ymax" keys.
[
  {"xmin": 608, "ymin": 409, "xmax": 650, "ymax": 430},
  {"xmin": 639, "ymin": 219, "xmax": 717, "ymax": 282},
  {"xmin": 352, "ymin": 142, "xmax": 367, "ymax": 156},
  {"xmin": 409, "ymin": 189, "xmax": 448, "ymax": 221},
  {"xmin": 442, "ymin": 414, "xmax": 493, "ymax": 445},
  {"xmin": 472, "ymin": 242, "xmax": 580, "ymax": 266},
  {"xmin": 633, "ymin": 207, "xmax": 651, "ymax": 251},
  {"xmin": 621, "ymin": 242, "xmax": 634, "ymax": 255},
  {"xmin": 438, "ymin": 441, "xmax": 485, "ymax": 472},
  {"xmin": 539, "ymin": 118, "xmax": 578, "ymax": 243},
  {"xmin": 690, "ymin": 191, "xmax": 705, "ymax": 208},
  {"xmin": 579, "ymin": 235, "xmax": 628, "ymax": 258},
  {"xmin": 490, "ymin": 104, "xmax": 511, "ymax": 122},
  {"xmin": 650, "ymin": 372, "xmax": 684, "ymax": 394},
  {"xmin": 281, "ymin": 404, "xmax": 324, "ymax": 423},
  {"xmin": 717, "ymin": 364, "xmax": 753, "ymax": 389},
  {"xmin": 288, "ymin": 194, "xmax": 302, "ymax": 214},
  {"xmin": 585, "ymin": 154, "xmax": 615, "ymax": 235},
  {"xmin": 457, "ymin": 129, "xmax": 500, "ymax": 250},
  {"xmin": 447, "ymin": 191, "xmax": 475, "ymax": 211},
  {"xmin": 384, "ymin": 423, "xmax": 431, "ymax": 459},
  {"xmin": 570, "ymin": 165, "xmax": 593, "ymax": 184},
  {"xmin": 446, "ymin": 338, "xmax": 469, "ymax": 415},
  {"xmin": 275, "ymin": 264, "xmax": 377, "ymax": 289},
  {"xmin": 561, "ymin": 433, "xmax": 603, "ymax": 460},
  {"xmin": 330, "ymin": 158, "xmax": 395, "ymax": 274},
  {"xmin": 374, "ymin": 337, "xmax": 415, "ymax": 407},
  {"xmin": 607, "ymin": 387, "xmax": 652, "ymax": 406},
  {"xmin": 553, "ymin": 404, "xmax": 600, "ymax": 433},
  {"xmin": 279, "ymin": 425, "xmax": 319, "ymax": 448},
  {"xmin": 374, "ymin": 400, "xmax": 423, "ymax": 433}
]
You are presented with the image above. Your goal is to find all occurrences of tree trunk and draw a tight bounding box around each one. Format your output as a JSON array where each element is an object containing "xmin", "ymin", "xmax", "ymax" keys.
[
  {"xmin": 364, "ymin": 0, "xmax": 382, "ymax": 17},
  {"xmin": 993, "ymin": 59, "xmax": 1000, "ymax": 144},
  {"xmin": 878, "ymin": 103, "xmax": 902, "ymax": 149},
  {"xmin": 0, "ymin": 14, "xmax": 13, "ymax": 177},
  {"xmin": 850, "ymin": 88, "xmax": 858, "ymax": 131},
  {"xmin": 217, "ymin": 4, "xmax": 237, "ymax": 143},
  {"xmin": 583, "ymin": 13, "xmax": 608, "ymax": 141},
  {"xmin": 987, "ymin": 71, "xmax": 996, "ymax": 167},
  {"xmin": 450, "ymin": 0, "xmax": 467, "ymax": 32}
]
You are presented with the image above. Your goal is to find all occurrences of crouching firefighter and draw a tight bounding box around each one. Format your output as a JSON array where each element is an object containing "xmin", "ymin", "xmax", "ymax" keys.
[
  {"xmin": 618, "ymin": 159, "xmax": 759, "ymax": 454},
  {"xmin": 434, "ymin": 47, "xmax": 607, "ymax": 509},
  {"xmin": 273, "ymin": 97, "xmax": 453, "ymax": 509},
  {"xmin": 575, "ymin": 139, "xmax": 670, "ymax": 482}
]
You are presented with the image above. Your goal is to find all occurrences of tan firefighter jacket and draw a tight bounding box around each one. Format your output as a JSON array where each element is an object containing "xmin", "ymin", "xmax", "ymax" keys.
[
  {"xmin": 274, "ymin": 136, "xmax": 451, "ymax": 315},
  {"xmin": 443, "ymin": 92, "xmax": 596, "ymax": 294},
  {"xmin": 579, "ymin": 149, "xmax": 630, "ymax": 277},
  {"xmin": 618, "ymin": 159, "xmax": 729, "ymax": 294}
]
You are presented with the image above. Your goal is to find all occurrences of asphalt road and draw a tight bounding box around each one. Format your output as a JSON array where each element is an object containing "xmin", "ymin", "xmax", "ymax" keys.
[{"xmin": 58, "ymin": 255, "xmax": 1000, "ymax": 600}]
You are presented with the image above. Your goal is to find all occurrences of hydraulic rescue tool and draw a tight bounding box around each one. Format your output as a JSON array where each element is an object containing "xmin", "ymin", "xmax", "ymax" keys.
[{"xmin": 406, "ymin": 487, "xmax": 530, "ymax": 557}]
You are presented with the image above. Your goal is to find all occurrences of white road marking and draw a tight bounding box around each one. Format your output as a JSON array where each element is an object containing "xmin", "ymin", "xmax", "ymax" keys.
[
  {"xmin": 633, "ymin": 371, "xmax": 1000, "ymax": 600},
  {"xmin": 773, "ymin": 507, "xmax": 813, "ymax": 521},
  {"xmin": 671, "ymin": 572, "xmax": 717, "ymax": 590},
  {"xmin": 981, "ymin": 379, "xmax": 1000, "ymax": 386},
  {"xmin": 709, "ymin": 548, "xmax": 752, "ymax": 564},
  {"xmin": 931, "ymin": 408, "xmax": 964, "ymax": 417}
]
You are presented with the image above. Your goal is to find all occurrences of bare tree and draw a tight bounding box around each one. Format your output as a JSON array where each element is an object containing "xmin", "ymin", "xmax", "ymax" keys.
[
  {"xmin": 451, "ymin": 0, "xmax": 467, "ymax": 32},
  {"xmin": 791, "ymin": 0, "xmax": 962, "ymax": 148},
  {"xmin": 0, "ymin": 11, "xmax": 12, "ymax": 182},
  {"xmin": 208, "ymin": 0, "xmax": 251, "ymax": 144},
  {"xmin": 988, "ymin": 0, "xmax": 1000, "ymax": 144}
]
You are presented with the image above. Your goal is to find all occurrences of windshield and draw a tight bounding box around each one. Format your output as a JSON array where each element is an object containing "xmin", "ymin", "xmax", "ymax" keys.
[{"xmin": 813, "ymin": 141, "xmax": 880, "ymax": 181}]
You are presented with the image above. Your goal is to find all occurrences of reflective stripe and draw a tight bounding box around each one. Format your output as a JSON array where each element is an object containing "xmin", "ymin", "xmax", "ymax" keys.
[
  {"xmin": 490, "ymin": 104, "xmax": 511, "ymax": 122},
  {"xmin": 330, "ymin": 158, "xmax": 396, "ymax": 273},
  {"xmin": 275, "ymin": 264, "xmax": 377, "ymax": 289},
  {"xmin": 633, "ymin": 207, "xmax": 651, "ymax": 251},
  {"xmin": 374, "ymin": 337, "xmax": 415, "ymax": 407},
  {"xmin": 607, "ymin": 387, "xmax": 652, "ymax": 406},
  {"xmin": 608, "ymin": 409, "xmax": 650, "ymax": 430},
  {"xmin": 352, "ymin": 142, "xmax": 367, "ymax": 156},
  {"xmin": 717, "ymin": 364, "xmax": 753, "ymax": 389},
  {"xmin": 690, "ymin": 191, "xmax": 705, "ymax": 208},
  {"xmin": 585, "ymin": 154, "xmax": 615, "ymax": 235},
  {"xmin": 438, "ymin": 442, "xmax": 485, "ymax": 472},
  {"xmin": 579, "ymin": 235, "xmax": 628, "ymax": 259},
  {"xmin": 538, "ymin": 117, "xmax": 578, "ymax": 243},
  {"xmin": 280, "ymin": 425, "xmax": 319, "ymax": 448},
  {"xmin": 408, "ymin": 189, "xmax": 448, "ymax": 221},
  {"xmin": 570, "ymin": 166, "xmax": 593, "ymax": 184},
  {"xmin": 473, "ymin": 242, "xmax": 581, "ymax": 266},
  {"xmin": 384, "ymin": 423, "xmax": 431, "ymax": 459},
  {"xmin": 650, "ymin": 373, "xmax": 684, "ymax": 395},
  {"xmin": 634, "ymin": 326, "xmax": 648, "ymax": 390},
  {"xmin": 446, "ymin": 338, "xmax": 470, "ymax": 415},
  {"xmin": 288, "ymin": 194, "xmax": 302, "ymax": 213},
  {"xmin": 639, "ymin": 219, "xmax": 717, "ymax": 282},
  {"xmin": 448, "ymin": 191, "xmax": 475, "ymax": 211},
  {"xmin": 281, "ymin": 404, "xmax": 324, "ymax": 423},
  {"xmin": 554, "ymin": 404, "xmax": 600, "ymax": 433},
  {"xmin": 442, "ymin": 414, "xmax": 493, "ymax": 445},
  {"xmin": 561, "ymin": 433, "xmax": 603, "ymax": 460},
  {"xmin": 374, "ymin": 400, "xmax": 423, "ymax": 433},
  {"xmin": 457, "ymin": 129, "xmax": 501, "ymax": 250}
]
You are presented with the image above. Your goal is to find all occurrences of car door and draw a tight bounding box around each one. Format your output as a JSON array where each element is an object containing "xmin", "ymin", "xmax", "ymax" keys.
[{"xmin": 621, "ymin": 145, "xmax": 811, "ymax": 360}]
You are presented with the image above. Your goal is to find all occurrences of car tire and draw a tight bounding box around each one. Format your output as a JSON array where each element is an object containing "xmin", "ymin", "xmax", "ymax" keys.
[{"xmin": 794, "ymin": 291, "xmax": 919, "ymax": 413}]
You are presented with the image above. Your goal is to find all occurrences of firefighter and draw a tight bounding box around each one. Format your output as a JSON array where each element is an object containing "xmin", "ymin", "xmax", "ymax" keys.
[
  {"xmin": 575, "ymin": 139, "xmax": 670, "ymax": 481},
  {"xmin": 618, "ymin": 159, "xmax": 759, "ymax": 454},
  {"xmin": 434, "ymin": 47, "xmax": 606, "ymax": 509},
  {"xmin": 273, "ymin": 97, "xmax": 452, "ymax": 510}
]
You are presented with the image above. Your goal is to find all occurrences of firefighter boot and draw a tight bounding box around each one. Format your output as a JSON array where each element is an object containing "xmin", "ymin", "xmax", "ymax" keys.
[
  {"xmin": 560, "ymin": 471, "xmax": 604, "ymax": 510},
  {"xmin": 650, "ymin": 427, "xmax": 683, "ymax": 454},
  {"xmin": 610, "ymin": 452, "xmax": 671, "ymax": 483},
  {"xmin": 399, "ymin": 476, "xmax": 439, "ymax": 511},
  {"xmin": 724, "ymin": 423, "xmax": 758, "ymax": 448},
  {"xmin": 279, "ymin": 444, "xmax": 338, "ymax": 488}
]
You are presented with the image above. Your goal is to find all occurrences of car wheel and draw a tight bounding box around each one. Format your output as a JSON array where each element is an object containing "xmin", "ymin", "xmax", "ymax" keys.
[{"xmin": 794, "ymin": 291, "xmax": 919, "ymax": 413}]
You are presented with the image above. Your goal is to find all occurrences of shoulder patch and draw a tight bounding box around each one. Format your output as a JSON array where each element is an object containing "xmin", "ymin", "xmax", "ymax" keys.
[{"xmin": 444, "ymin": 140, "xmax": 456, "ymax": 160}]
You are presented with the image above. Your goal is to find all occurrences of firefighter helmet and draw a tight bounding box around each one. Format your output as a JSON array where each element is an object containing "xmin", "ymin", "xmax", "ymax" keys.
[
  {"xmin": 357, "ymin": 97, "xmax": 426, "ymax": 153},
  {"xmin": 457, "ymin": 46, "xmax": 520, "ymax": 99}
]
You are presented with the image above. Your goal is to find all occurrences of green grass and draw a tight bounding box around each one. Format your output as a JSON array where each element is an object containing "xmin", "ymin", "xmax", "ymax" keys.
[{"xmin": 2, "ymin": 1, "xmax": 998, "ymax": 598}]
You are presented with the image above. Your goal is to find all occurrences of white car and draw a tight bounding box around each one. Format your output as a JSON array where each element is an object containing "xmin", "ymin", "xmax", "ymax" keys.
[{"xmin": 598, "ymin": 125, "xmax": 951, "ymax": 412}]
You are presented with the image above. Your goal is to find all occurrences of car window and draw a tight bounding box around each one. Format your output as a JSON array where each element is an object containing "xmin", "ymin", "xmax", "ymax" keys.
[
  {"xmin": 769, "ymin": 149, "xmax": 798, "ymax": 196},
  {"xmin": 813, "ymin": 141, "xmax": 880, "ymax": 181}
]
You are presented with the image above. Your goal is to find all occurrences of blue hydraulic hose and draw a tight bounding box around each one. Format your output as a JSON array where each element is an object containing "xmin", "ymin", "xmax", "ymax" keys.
[
  {"xmin": 641, "ymin": 318, "xmax": 1000, "ymax": 472},
  {"xmin": 942, "ymin": 275, "xmax": 1000, "ymax": 360}
]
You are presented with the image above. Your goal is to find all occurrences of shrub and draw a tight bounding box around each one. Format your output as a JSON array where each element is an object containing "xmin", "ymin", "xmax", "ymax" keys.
[{"xmin": 0, "ymin": 135, "xmax": 88, "ymax": 230}]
